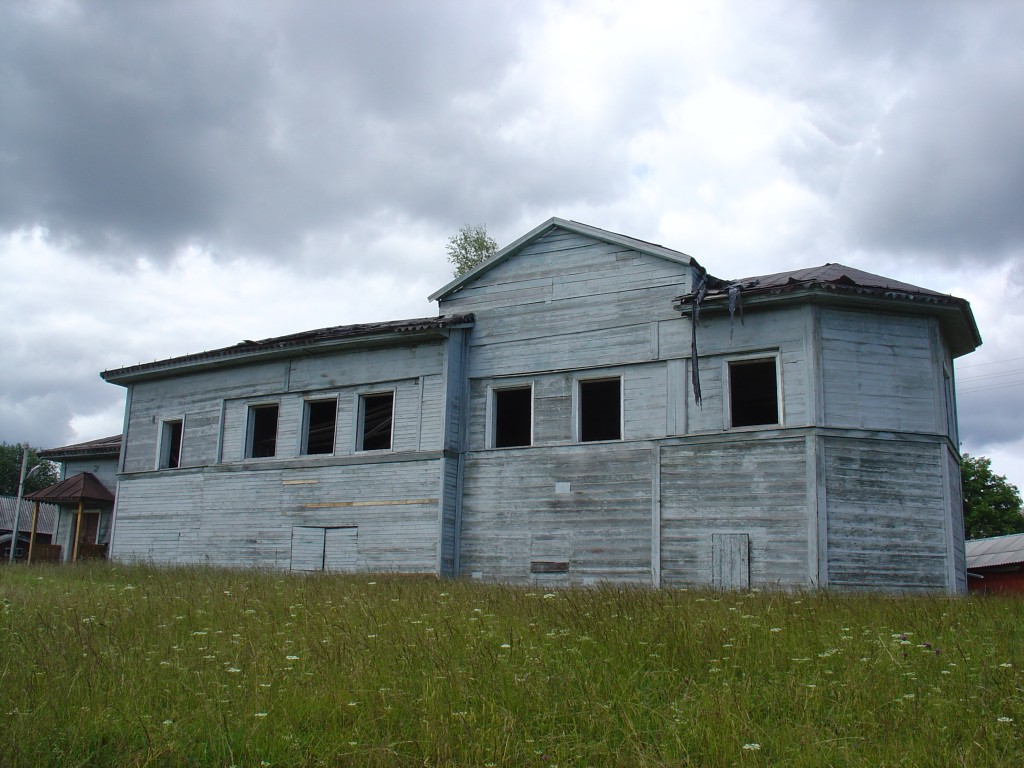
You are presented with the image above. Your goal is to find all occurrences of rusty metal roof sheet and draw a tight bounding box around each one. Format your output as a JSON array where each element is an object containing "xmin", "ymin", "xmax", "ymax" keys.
[
  {"xmin": 26, "ymin": 472, "xmax": 115, "ymax": 505},
  {"xmin": 102, "ymin": 313, "xmax": 475, "ymax": 384},
  {"xmin": 966, "ymin": 533, "xmax": 1024, "ymax": 569},
  {"xmin": 675, "ymin": 262, "xmax": 981, "ymax": 357},
  {"xmin": 39, "ymin": 434, "xmax": 122, "ymax": 461}
]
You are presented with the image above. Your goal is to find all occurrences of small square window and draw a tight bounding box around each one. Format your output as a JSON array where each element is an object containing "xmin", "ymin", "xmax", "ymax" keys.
[
  {"xmin": 159, "ymin": 419, "xmax": 183, "ymax": 469},
  {"xmin": 493, "ymin": 386, "xmax": 532, "ymax": 448},
  {"xmin": 303, "ymin": 399, "xmax": 337, "ymax": 455},
  {"xmin": 246, "ymin": 404, "xmax": 279, "ymax": 458},
  {"xmin": 359, "ymin": 392, "xmax": 393, "ymax": 451},
  {"xmin": 579, "ymin": 377, "xmax": 621, "ymax": 442},
  {"xmin": 729, "ymin": 359, "xmax": 779, "ymax": 427}
]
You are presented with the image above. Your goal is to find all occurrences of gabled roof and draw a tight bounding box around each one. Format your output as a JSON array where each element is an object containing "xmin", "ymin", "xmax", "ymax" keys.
[
  {"xmin": 675, "ymin": 262, "xmax": 981, "ymax": 358},
  {"xmin": 429, "ymin": 218, "xmax": 696, "ymax": 302},
  {"xmin": 26, "ymin": 472, "xmax": 115, "ymax": 505},
  {"xmin": 966, "ymin": 533, "xmax": 1024, "ymax": 570},
  {"xmin": 102, "ymin": 313, "xmax": 475, "ymax": 385},
  {"xmin": 39, "ymin": 434, "xmax": 122, "ymax": 461}
]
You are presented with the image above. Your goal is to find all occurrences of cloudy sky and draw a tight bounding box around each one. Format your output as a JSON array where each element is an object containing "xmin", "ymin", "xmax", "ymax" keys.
[{"xmin": 2, "ymin": 0, "xmax": 1023, "ymax": 489}]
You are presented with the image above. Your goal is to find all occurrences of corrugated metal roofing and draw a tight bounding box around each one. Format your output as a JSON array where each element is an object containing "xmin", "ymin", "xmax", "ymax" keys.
[
  {"xmin": 966, "ymin": 533, "xmax": 1024, "ymax": 569},
  {"xmin": 102, "ymin": 313, "xmax": 475, "ymax": 384},
  {"xmin": 0, "ymin": 495, "xmax": 58, "ymax": 534},
  {"xmin": 39, "ymin": 434, "xmax": 122, "ymax": 460},
  {"xmin": 26, "ymin": 472, "xmax": 115, "ymax": 505}
]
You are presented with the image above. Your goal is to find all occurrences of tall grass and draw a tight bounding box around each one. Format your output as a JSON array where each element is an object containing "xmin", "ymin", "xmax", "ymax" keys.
[{"xmin": 1, "ymin": 563, "xmax": 1022, "ymax": 766}]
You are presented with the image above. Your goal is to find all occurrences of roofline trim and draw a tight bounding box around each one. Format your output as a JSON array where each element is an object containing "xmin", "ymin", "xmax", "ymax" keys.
[
  {"xmin": 428, "ymin": 217, "xmax": 696, "ymax": 302},
  {"xmin": 102, "ymin": 314, "xmax": 475, "ymax": 385}
]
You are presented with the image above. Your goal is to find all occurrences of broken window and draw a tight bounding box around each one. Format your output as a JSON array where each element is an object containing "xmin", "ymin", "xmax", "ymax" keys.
[
  {"xmin": 578, "ymin": 377, "xmax": 622, "ymax": 442},
  {"xmin": 246, "ymin": 404, "xmax": 279, "ymax": 458},
  {"xmin": 728, "ymin": 358, "xmax": 779, "ymax": 427},
  {"xmin": 359, "ymin": 392, "xmax": 394, "ymax": 451},
  {"xmin": 302, "ymin": 399, "xmax": 337, "ymax": 455},
  {"xmin": 159, "ymin": 419, "xmax": 183, "ymax": 469},
  {"xmin": 493, "ymin": 385, "xmax": 532, "ymax": 448}
]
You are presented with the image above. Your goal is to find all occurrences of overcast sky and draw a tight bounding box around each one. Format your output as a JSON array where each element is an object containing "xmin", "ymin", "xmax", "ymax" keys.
[{"xmin": 2, "ymin": 0, "xmax": 1023, "ymax": 490}]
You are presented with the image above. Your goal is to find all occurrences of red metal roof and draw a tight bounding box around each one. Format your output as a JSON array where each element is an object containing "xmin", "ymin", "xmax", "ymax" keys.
[{"xmin": 26, "ymin": 472, "xmax": 114, "ymax": 505}]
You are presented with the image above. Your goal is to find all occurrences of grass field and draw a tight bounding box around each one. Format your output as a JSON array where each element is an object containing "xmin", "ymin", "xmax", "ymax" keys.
[{"xmin": 1, "ymin": 563, "xmax": 1022, "ymax": 767}]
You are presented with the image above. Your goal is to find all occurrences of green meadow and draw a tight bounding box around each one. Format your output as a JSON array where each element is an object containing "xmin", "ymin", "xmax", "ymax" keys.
[{"xmin": 1, "ymin": 564, "xmax": 1022, "ymax": 767}]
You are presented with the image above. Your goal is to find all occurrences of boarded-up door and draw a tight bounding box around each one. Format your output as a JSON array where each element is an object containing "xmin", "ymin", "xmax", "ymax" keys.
[
  {"xmin": 291, "ymin": 526, "xmax": 326, "ymax": 571},
  {"xmin": 324, "ymin": 527, "xmax": 358, "ymax": 572},
  {"xmin": 291, "ymin": 526, "xmax": 358, "ymax": 572},
  {"xmin": 712, "ymin": 533, "xmax": 749, "ymax": 590}
]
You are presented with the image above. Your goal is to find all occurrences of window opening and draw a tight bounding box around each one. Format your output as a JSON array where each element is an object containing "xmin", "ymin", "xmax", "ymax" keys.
[
  {"xmin": 729, "ymin": 359, "xmax": 778, "ymax": 427},
  {"xmin": 360, "ymin": 392, "xmax": 394, "ymax": 451},
  {"xmin": 247, "ymin": 404, "xmax": 279, "ymax": 458},
  {"xmin": 303, "ymin": 399, "xmax": 337, "ymax": 455},
  {"xmin": 493, "ymin": 386, "xmax": 532, "ymax": 447},
  {"xmin": 159, "ymin": 419, "xmax": 183, "ymax": 469},
  {"xmin": 579, "ymin": 378, "xmax": 621, "ymax": 442}
]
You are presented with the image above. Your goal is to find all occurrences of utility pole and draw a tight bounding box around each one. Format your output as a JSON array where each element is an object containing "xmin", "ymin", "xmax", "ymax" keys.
[{"xmin": 10, "ymin": 445, "xmax": 41, "ymax": 562}]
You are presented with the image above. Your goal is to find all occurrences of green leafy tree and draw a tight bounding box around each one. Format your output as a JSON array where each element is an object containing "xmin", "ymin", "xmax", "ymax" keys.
[
  {"xmin": 0, "ymin": 443, "xmax": 59, "ymax": 497},
  {"xmin": 962, "ymin": 454, "xmax": 1024, "ymax": 539},
  {"xmin": 446, "ymin": 224, "xmax": 498, "ymax": 277}
]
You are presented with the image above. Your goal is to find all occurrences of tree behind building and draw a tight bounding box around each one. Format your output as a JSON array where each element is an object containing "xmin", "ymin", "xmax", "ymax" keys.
[
  {"xmin": 962, "ymin": 454, "xmax": 1024, "ymax": 539},
  {"xmin": 446, "ymin": 224, "xmax": 498, "ymax": 277}
]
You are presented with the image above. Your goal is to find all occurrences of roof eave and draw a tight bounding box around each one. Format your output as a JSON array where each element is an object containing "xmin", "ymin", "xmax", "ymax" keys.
[
  {"xmin": 674, "ymin": 284, "xmax": 982, "ymax": 358},
  {"xmin": 101, "ymin": 322, "xmax": 471, "ymax": 386}
]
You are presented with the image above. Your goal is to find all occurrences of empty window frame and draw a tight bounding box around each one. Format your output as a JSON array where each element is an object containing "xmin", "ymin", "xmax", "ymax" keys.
[
  {"xmin": 492, "ymin": 385, "xmax": 533, "ymax": 448},
  {"xmin": 302, "ymin": 398, "xmax": 338, "ymax": 455},
  {"xmin": 246, "ymin": 404, "xmax": 280, "ymax": 458},
  {"xmin": 159, "ymin": 419, "xmax": 183, "ymax": 469},
  {"xmin": 728, "ymin": 357, "xmax": 780, "ymax": 428},
  {"xmin": 358, "ymin": 392, "xmax": 394, "ymax": 451},
  {"xmin": 578, "ymin": 377, "xmax": 622, "ymax": 442}
]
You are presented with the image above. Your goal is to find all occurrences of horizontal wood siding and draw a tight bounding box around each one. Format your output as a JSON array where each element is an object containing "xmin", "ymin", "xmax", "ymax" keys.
[
  {"xmin": 63, "ymin": 457, "xmax": 119, "ymax": 495},
  {"xmin": 121, "ymin": 341, "xmax": 447, "ymax": 474},
  {"xmin": 459, "ymin": 445, "xmax": 654, "ymax": 585},
  {"xmin": 821, "ymin": 309, "xmax": 939, "ymax": 433},
  {"xmin": 661, "ymin": 305, "xmax": 810, "ymax": 433},
  {"xmin": 110, "ymin": 458, "xmax": 442, "ymax": 572},
  {"xmin": 660, "ymin": 438, "xmax": 810, "ymax": 588},
  {"xmin": 824, "ymin": 437, "xmax": 948, "ymax": 591},
  {"xmin": 468, "ymin": 363, "xmax": 668, "ymax": 450},
  {"xmin": 440, "ymin": 231, "xmax": 689, "ymax": 378}
]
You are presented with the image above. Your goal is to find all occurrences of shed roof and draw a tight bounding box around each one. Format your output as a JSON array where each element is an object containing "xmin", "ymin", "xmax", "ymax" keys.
[
  {"xmin": 966, "ymin": 533, "xmax": 1024, "ymax": 570},
  {"xmin": 429, "ymin": 218, "xmax": 697, "ymax": 302},
  {"xmin": 0, "ymin": 495, "xmax": 58, "ymax": 534},
  {"xmin": 102, "ymin": 313, "xmax": 475, "ymax": 385},
  {"xmin": 39, "ymin": 434, "xmax": 122, "ymax": 461},
  {"xmin": 675, "ymin": 262, "xmax": 981, "ymax": 358},
  {"xmin": 25, "ymin": 472, "xmax": 115, "ymax": 506}
]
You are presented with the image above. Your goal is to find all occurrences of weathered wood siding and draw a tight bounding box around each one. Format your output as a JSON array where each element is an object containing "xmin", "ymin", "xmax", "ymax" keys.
[
  {"xmin": 660, "ymin": 437, "xmax": 810, "ymax": 588},
  {"xmin": 120, "ymin": 342, "xmax": 448, "ymax": 473},
  {"xmin": 820, "ymin": 309, "xmax": 940, "ymax": 433},
  {"xmin": 112, "ymin": 458, "xmax": 442, "ymax": 571},
  {"xmin": 112, "ymin": 339, "xmax": 452, "ymax": 571},
  {"xmin": 62, "ymin": 456, "xmax": 119, "ymax": 492},
  {"xmin": 824, "ymin": 437, "xmax": 949, "ymax": 591},
  {"xmin": 459, "ymin": 445, "xmax": 654, "ymax": 585},
  {"xmin": 440, "ymin": 230, "xmax": 691, "ymax": 377}
]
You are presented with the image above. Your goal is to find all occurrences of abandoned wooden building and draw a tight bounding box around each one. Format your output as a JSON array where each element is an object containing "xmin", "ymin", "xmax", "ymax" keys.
[{"xmin": 90, "ymin": 218, "xmax": 980, "ymax": 591}]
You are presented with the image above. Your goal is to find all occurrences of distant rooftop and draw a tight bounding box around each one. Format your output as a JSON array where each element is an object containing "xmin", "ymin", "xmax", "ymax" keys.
[
  {"xmin": 39, "ymin": 434, "xmax": 122, "ymax": 461},
  {"xmin": 966, "ymin": 533, "xmax": 1024, "ymax": 570}
]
